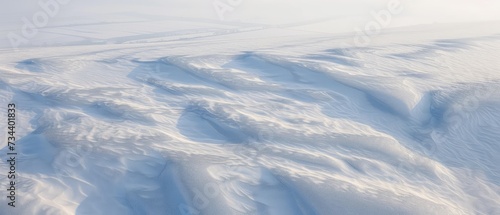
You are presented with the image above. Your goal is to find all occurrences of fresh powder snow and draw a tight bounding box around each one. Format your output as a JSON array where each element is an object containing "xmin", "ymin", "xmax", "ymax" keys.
[{"xmin": 0, "ymin": 1, "xmax": 499, "ymax": 215}]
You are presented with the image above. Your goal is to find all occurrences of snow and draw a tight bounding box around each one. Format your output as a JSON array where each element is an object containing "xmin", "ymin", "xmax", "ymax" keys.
[{"xmin": 0, "ymin": 11, "xmax": 499, "ymax": 215}]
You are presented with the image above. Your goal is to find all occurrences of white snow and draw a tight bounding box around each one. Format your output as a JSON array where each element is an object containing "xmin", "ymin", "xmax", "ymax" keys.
[{"xmin": 0, "ymin": 7, "xmax": 499, "ymax": 215}]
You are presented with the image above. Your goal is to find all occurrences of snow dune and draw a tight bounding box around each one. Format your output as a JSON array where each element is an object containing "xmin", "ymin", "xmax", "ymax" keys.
[{"xmin": 0, "ymin": 20, "xmax": 499, "ymax": 215}]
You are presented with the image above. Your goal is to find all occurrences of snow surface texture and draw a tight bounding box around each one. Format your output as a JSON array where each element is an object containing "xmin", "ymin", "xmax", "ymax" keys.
[{"xmin": 0, "ymin": 19, "xmax": 499, "ymax": 215}]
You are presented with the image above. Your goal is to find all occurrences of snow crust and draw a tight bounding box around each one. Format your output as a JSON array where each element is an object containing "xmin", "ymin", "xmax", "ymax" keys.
[{"xmin": 0, "ymin": 19, "xmax": 499, "ymax": 215}]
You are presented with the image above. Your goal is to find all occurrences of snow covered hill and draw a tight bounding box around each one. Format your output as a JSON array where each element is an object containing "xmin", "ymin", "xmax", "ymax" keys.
[{"xmin": 0, "ymin": 18, "xmax": 499, "ymax": 214}]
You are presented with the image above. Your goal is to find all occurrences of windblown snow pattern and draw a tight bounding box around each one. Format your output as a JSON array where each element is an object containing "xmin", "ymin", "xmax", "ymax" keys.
[{"xmin": 0, "ymin": 18, "xmax": 499, "ymax": 215}]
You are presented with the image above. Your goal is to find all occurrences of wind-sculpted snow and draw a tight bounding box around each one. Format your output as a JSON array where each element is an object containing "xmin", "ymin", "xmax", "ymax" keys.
[{"xmin": 0, "ymin": 23, "xmax": 499, "ymax": 215}]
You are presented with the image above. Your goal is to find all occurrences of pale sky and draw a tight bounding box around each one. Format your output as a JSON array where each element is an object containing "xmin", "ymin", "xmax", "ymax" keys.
[{"xmin": 1, "ymin": 0, "xmax": 499, "ymax": 30}]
